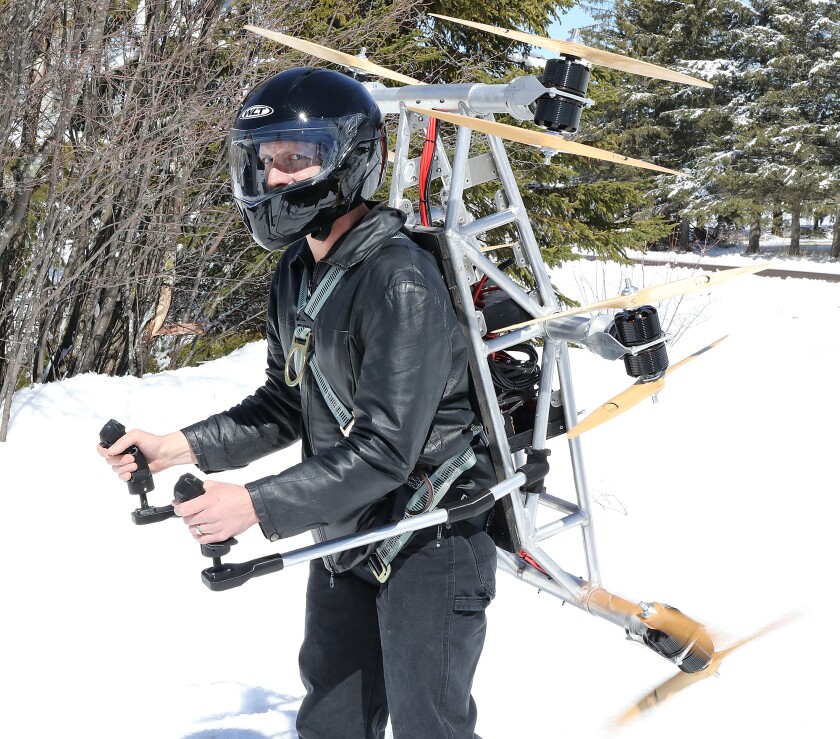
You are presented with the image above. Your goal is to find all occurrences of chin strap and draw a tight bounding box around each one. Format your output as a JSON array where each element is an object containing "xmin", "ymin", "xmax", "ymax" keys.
[{"xmin": 309, "ymin": 223, "xmax": 334, "ymax": 241}]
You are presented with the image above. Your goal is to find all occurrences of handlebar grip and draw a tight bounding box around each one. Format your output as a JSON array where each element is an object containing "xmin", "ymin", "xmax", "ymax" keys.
[
  {"xmin": 99, "ymin": 419, "xmax": 126, "ymax": 448},
  {"xmin": 174, "ymin": 473, "xmax": 206, "ymax": 502},
  {"xmin": 174, "ymin": 474, "xmax": 239, "ymax": 557},
  {"xmin": 443, "ymin": 489, "xmax": 496, "ymax": 524},
  {"xmin": 99, "ymin": 418, "xmax": 154, "ymax": 494}
]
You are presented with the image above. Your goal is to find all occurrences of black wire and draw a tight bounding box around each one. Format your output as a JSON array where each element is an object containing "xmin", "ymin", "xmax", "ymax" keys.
[{"xmin": 488, "ymin": 343, "xmax": 540, "ymax": 393}]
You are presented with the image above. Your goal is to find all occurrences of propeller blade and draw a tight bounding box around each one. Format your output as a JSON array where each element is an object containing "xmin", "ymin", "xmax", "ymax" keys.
[
  {"xmin": 614, "ymin": 613, "xmax": 799, "ymax": 727},
  {"xmin": 664, "ymin": 334, "xmax": 728, "ymax": 375},
  {"xmin": 407, "ymin": 106, "xmax": 687, "ymax": 177},
  {"xmin": 244, "ymin": 25, "xmax": 425, "ymax": 86},
  {"xmin": 429, "ymin": 13, "xmax": 713, "ymax": 89},
  {"xmin": 498, "ymin": 263, "xmax": 770, "ymax": 334},
  {"xmin": 566, "ymin": 336, "xmax": 728, "ymax": 439},
  {"xmin": 567, "ymin": 376, "xmax": 665, "ymax": 439}
]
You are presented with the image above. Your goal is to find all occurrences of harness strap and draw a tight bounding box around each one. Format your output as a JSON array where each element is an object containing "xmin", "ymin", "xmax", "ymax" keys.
[
  {"xmin": 368, "ymin": 424, "xmax": 482, "ymax": 583},
  {"xmin": 284, "ymin": 231, "xmax": 412, "ymax": 434},
  {"xmin": 284, "ymin": 262, "xmax": 355, "ymax": 433},
  {"xmin": 283, "ymin": 231, "xmax": 480, "ymax": 579},
  {"xmin": 285, "ymin": 262, "xmax": 345, "ymax": 384},
  {"xmin": 310, "ymin": 355, "xmax": 354, "ymax": 435}
]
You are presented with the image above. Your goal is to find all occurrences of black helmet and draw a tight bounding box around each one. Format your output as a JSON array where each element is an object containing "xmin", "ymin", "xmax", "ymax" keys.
[{"xmin": 229, "ymin": 67, "xmax": 387, "ymax": 250}]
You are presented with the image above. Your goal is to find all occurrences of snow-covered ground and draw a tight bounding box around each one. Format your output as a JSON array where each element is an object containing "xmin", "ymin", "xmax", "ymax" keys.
[
  {"xmin": 2, "ymin": 252, "xmax": 838, "ymax": 738},
  {"xmin": 632, "ymin": 232, "xmax": 839, "ymax": 272}
]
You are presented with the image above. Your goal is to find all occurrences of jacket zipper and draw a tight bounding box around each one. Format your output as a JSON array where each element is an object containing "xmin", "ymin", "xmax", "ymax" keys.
[
  {"xmin": 301, "ymin": 372, "xmax": 338, "ymax": 587},
  {"xmin": 301, "ymin": 260, "xmax": 339, "ymax": 586},
  {"xmin": 315, "ymin": 524, "xmax": 338, "ymax": 585}
]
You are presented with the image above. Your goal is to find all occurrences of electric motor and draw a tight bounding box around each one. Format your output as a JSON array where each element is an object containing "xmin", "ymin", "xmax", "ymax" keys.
[
  {"xmin": 533, "ymin": 56, "xmax": 591, "ymax": 134},
  {"xmin": 612, "ymin": 305, "xmax": 669, "ymax": 381}
]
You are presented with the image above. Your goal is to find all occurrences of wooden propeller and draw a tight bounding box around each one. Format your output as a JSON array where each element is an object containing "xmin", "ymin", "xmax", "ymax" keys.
[
  {"xmin": 498, "ymin": 263, "xmax": 770, "ymax": 334},
  {"xmin": 613, "ymin": 613, "xmax": 799, "ymax": 726},
  {"xmin": 430, "ymin": 13, "xmax": 713, "ymax": 89},
  {"xmin": 407, "ymin": 106, "xmax": 687, "ymax": 177},
  {"xmin": 567, "ymin": 335, "xmax": 728, "ymax": 439},
  {"xmin": 244, "ymin": 25, "xmax": 425, "ymax": 86}
]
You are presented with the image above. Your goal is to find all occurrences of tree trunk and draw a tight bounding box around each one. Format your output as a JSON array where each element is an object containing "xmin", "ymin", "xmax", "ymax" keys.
[
  {"xmin": 678, "ymin": 218, "xmax": 691, "ymax": 250},
  {"xmin": 789, "ymin": 199, "xmax": 801, "ymax": 256},
  {"xmin": 747, "ymin": 214, "xmax": 761, "ymax": 254},
  {"xmin": 832, "ymin": 196, "xmax": 840, "ymax": 260},
  {"xmin": 772, "ymin": 203, "xmax": 784, "ymax": 237}
]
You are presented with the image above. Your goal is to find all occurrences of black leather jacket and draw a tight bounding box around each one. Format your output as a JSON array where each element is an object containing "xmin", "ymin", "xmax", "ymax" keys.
[{"xmin": 182, "ymin": 204, "xmax": 492, "ymax": 572}]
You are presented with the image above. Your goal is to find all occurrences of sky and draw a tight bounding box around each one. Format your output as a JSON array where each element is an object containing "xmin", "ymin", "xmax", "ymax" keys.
[
  {"xmin": 550, "ymin": 4, "xmax": 597, "ymax": 40},
  {"xmin": 2, "ymin": 236, "xmax": 838, "ymax": 738}
]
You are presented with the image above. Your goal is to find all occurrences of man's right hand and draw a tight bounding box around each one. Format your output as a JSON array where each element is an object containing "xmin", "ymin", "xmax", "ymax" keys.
[{"xmin": 96, "ymin": 429, "xmax": 197, "ymax": 481}]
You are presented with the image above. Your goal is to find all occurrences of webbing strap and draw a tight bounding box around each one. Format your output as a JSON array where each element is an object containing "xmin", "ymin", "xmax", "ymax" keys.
[
  {"xmin": 310, "ymin": 356, "xmax": 354, "ymax": 434},
  {"xmin": 285, "ymin": 263, "xmax": 345, "ymax": 383},
  {"xmin": 284, "ymin": 263, "xmax": 355, "ymax": 433},
  {"xmin": 368, "ymin": 425, "xmax": 482, "ymax": 583},
  {"xmin": 284, "ymin": 231, "xmax": 411, "ymax": 434},
  {"xmin": 282, "ymin": 232, "xmax": 480, "ymax": 581}
]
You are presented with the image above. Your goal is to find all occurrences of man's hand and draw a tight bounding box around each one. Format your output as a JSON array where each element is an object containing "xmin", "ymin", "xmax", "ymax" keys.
[
  {"xmin": 173, "ymin": 480, "xmax": 259, "ymax": 543},
  {"xmin": 96, "ymin": 429, "xmax": 197, "ymax": 480}
]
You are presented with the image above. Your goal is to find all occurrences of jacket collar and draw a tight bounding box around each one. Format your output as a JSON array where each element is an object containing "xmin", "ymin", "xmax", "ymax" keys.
[{"xmin": 290, "ymin": 203, "xmax": 408, "ymax": 272}]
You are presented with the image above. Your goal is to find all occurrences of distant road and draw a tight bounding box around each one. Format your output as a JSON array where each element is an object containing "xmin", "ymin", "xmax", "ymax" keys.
[
  {"xmin": 650, "ymin": 260, "xmax": 840, "ymax": 283},
  {"xmin": 579, "ymin": 255, "xmax": 840, "ymax": 283}
]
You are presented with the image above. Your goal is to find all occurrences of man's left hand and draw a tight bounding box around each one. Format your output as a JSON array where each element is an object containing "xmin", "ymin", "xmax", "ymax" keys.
[{"xmin": 173, "ymin": 480, "xmax": 259, "ymax": 543}]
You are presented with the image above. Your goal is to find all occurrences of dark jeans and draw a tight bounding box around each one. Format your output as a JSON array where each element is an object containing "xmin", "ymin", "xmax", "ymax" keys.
[{"xmin": 296, "ymin": 522, "xmax": 497, "ymax": 739}]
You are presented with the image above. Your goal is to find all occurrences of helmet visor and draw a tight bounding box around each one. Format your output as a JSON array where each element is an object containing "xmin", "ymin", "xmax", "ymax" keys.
[{"xmin": 230, "ymin": 117, "xmax": 357, "ymax": 203}]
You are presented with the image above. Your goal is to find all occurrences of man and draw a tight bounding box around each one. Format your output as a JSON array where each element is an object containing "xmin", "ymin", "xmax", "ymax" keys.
[{"xmin": 97, "ymin": 67, "xmax": 497, "ymax": 739}]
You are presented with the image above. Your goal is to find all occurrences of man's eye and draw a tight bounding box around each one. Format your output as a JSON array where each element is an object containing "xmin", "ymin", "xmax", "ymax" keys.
[{"xmin": 259, "ymin": 155, "xmax": 273, "ymax": 165}]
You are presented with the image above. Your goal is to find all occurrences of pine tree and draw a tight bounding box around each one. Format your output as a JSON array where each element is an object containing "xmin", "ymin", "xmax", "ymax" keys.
[
  {"xmin": 579, "ymin": 0, "xmax": 740, "ymax": 250},
  {"xmin": 684, "ymin": 0, "xmax": 840, "ymax": 255}
]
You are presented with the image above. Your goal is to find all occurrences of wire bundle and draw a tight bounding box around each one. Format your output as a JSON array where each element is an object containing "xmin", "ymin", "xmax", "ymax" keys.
[
  {"xmin": 488, "ymin": 344, "xmax": 540, "ymax": 394},
  {"xmin": 418, "ymin": 116, "xmax": 439, "ymax": 226}
]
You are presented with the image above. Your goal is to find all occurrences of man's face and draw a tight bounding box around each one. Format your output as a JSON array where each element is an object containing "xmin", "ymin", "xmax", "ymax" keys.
[{"xmin": 258, "ymin": 139, "xmax": 322, "ymax": 188}]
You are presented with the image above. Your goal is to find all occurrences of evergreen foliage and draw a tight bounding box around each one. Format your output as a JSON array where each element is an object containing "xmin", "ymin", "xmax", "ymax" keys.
[
  {"xmin": 594, "ymin": 0, "xmax": 840, "ymax": 253},
  {"xmin": 4, "ymin": 0, "xmax": 838, "ymax": 441}
]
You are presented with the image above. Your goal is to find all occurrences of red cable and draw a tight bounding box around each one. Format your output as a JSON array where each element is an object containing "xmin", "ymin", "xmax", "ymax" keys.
[
  {"xmin": 418, "ymin": 117, "xmax": 437, "ymax": 226},
  {"xmin": 519, "ymin": 550, "xmax": 548, "ymax": 575},
  {"xmin": 472, "ymin": 274, "xmax": 488, "ymax": 302}
]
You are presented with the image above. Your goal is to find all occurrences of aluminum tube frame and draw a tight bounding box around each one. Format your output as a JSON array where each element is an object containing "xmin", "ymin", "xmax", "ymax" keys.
[
  {"xmin": 444, "ymin": 125, "xmax": 517, "ymax": 486},
  {"xmin": 497, "ymin": 550, "xmax": 595, "ymax": 613},
  {"xmin": 484, "ymin": 324, "xmax": 544, "ymax": 352},
  {"xmin": 368, "ymin": 79, "xmax": 720, "ymax": 655},
  {"xmin": 556, "ymin": 340, "xmax": 601, "ymax": 586},
  {"xmin": 279, "ymin": 473, "xmax": 526, "ymax": 569},
  {"xmin": 435, "ymin": 110, "xmax": 594, "ymax": 596},
  {"xmin": 535, "ymin": 511, "xmax": 588, "ymax": 542},
  {"xmin": 385, "ymin": 104, "xmax": 609, "ymax": 606},
  {"xmin": 369, "ymin": 77, "xmax": 546, "ymax": 118},
  {"xmin": 458, "ymin": 208, "xmax": 518, "ymax": 238},
  {"xmin": 463, "ymin": 245, "xmax": 545, "ymax": 319},
  {"xmin": 537, "ymin": 493, "xmax": 579, "ymax": 515}
]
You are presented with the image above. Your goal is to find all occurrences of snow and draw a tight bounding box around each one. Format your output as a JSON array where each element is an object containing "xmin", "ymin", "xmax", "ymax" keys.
[{"xmin": 2, "ymin": 249, "xmax": 839, "ymax": 739}]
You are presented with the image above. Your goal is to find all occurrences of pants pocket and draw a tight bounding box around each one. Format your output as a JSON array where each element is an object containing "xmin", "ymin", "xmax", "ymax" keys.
[{"xmin": 453, "ymin": 524, "xmax": 497, "ymax": 612}]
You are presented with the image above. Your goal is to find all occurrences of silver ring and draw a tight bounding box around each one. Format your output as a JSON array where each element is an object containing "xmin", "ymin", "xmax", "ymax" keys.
[{"xmin": 194, "ymin": 524, "xmax": 202, "ymax": 536}]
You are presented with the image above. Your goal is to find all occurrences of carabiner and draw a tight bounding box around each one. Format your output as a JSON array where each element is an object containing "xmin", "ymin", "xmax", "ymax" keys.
[{"xmin": 284, "ymin": 332, "xmax": 313, "ymax": 387}]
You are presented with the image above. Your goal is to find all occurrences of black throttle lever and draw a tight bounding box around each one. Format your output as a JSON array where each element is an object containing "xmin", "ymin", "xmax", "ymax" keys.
[
  {"xmin": 99, "ymin": 419, "xmax": 175, "ymax": 525},
  {"xmin": 174, "ymin": 473, "xmax": 238, "ymax": 581}
]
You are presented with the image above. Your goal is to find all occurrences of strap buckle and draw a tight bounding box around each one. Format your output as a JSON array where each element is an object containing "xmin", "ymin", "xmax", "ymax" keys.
[
  {"xmin": 368, "ymin": 551, "xmax": 392, "ymax": 583},
  {"xmin": 284, "ymin": 333, "xmax": 313, "ymax": 387},
  {"xmin": 340, "ymin": 416, "xmax": 355, "ymax": 438}
]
